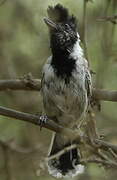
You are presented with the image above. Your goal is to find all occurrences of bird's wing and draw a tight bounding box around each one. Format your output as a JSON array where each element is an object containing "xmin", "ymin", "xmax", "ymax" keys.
[
  {"xmin": 40, "ymin": 56, "xmax": 52, "ymax": 90},
  {"xmin": 41, "ymin": 57, "xmax": 62, "ymax": 117}
]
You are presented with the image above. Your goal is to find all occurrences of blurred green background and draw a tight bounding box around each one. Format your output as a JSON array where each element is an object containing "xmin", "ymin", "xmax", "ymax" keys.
[{"xmin": 0, "ymin": 0, "xmax": 117, "ymax": 179}]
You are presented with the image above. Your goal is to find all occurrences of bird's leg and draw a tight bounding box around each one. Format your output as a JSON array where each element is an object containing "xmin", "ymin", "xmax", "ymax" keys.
[
  {"xmin": 77, "ymin": 118, "xmax": 85, "ymax": 129},
  {"xmin": 38, "ymin": 115, "xmax": 48, "ymax": 130}
]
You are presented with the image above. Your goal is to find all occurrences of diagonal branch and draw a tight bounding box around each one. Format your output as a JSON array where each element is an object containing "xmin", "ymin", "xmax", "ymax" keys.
[
  {"xmin": 46, "ymin": 144, "xmax": 78, "ymax": 161},
  {"xmin": 0, "ymin": 105, "xmax": 117, "ymax": 168},
  {"xmin": 0, "ymin": 105, "xmax": 117, "ymax": 154},
  {"xmin": 0, "ymin": 105, "xmax": 78, "ymax": 140}
]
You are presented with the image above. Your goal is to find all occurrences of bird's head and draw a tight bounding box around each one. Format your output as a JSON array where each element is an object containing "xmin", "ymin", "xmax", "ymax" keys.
[{"xmin": 44, "ymin": 4, "xmax": 78, "ymax": 54}]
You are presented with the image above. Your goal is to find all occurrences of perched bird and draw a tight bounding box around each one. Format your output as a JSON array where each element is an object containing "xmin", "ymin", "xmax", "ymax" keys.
[{"xmin": 41, "ymin": 4, "xmax": 92, "ymax": 178}]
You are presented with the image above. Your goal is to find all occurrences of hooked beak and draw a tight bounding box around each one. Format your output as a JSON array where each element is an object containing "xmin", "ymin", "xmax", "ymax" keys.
[{"xmin": 43, "ymin": 17, "xmax": 57, "ymax": 30}]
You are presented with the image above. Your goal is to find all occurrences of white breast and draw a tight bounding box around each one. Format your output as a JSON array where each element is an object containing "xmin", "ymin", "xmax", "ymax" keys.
[{"xmin": 42, "ymin": 34, "xmax": 89, "ymax": 127}]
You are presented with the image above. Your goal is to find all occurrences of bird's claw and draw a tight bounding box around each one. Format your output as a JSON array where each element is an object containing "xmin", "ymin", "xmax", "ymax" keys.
[{"xmin": 39, "ymin": 115, "xmax": 48, "ymax": 130}]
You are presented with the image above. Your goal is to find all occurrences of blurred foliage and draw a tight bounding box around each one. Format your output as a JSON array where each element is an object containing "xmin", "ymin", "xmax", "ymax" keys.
[{"xmin": 0, "ymin": 0, "xmax": 117, "ymax": 179}]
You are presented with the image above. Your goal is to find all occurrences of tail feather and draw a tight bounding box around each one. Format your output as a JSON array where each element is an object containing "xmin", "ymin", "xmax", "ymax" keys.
[{"xmin": 47, "ymin": 133, "xmax": 84, "ymax": 178}]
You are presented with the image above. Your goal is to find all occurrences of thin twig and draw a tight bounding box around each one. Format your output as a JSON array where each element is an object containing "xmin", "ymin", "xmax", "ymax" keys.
[
  {"xmin": 46, "ymin": 144, "xmax": 78, "ymax": 161},
  {"xmin": 97, "ymin": 150, "xmax": 112, "ymax": 162},
  {"xmin": 108, "ymin": 148, "xmax": 117, "ymax": 160},
  {"xmin": 98, "ymin": 15, "xmax": 117, "ymax": 24}
]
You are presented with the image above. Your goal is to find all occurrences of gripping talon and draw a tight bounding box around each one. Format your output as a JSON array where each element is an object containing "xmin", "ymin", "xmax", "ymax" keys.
[{"xmin": 39, "ymin": 115, "xmax": 48, "ymax": 130}]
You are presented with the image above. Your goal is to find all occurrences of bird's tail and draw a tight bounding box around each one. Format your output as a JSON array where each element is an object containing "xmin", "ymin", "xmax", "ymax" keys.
[{"xmin": 47, "ymin": 133, "xmax": 84, "ymax": 178}]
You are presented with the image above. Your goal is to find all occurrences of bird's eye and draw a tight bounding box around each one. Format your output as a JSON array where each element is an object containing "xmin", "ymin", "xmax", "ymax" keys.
[{"xmin": 65, "ymin": 24, "xmax": 69, "ymax": 29}]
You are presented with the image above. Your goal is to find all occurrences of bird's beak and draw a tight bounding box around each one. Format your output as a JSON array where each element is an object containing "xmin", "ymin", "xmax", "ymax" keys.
[{"xmin": 43, "ymin": 17, "xmax": 57, "ymax": 30}]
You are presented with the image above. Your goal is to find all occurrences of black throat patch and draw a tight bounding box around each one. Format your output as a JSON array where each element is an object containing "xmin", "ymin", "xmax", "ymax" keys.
[{"xmin": 51, "ymin": 52, "xmax": 76, "ymax": 83}]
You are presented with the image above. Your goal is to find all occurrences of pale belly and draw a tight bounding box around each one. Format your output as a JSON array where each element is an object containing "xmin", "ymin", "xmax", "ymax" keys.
[{"xmin": 43, "ymin": 81, "xmax": 87, "ymax": 128}]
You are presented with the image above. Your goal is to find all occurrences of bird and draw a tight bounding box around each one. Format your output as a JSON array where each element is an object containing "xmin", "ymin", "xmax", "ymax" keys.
[{"xmin": 41, "ymin": 4, "xmax": 92, "ymax": 178}]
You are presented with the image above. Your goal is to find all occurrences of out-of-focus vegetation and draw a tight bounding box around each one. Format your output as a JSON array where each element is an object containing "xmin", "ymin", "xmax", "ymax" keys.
[{"xmin": 0, "ymin": 0, "xmax": 117, "ymax": 179}]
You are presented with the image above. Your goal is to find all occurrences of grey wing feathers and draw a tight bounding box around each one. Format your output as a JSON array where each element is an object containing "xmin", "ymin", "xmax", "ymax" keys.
[{"xmin": 41, "ymin": 56, "xmax": 52, "ymax": 90}]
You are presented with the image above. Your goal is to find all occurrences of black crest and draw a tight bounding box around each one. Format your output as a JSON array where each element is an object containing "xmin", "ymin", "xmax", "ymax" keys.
[
  {"xmin": 47, "ymin": 4, "xmax": 77, "ymax": 30},
  {"xmin": 45, "ymin": 4, "xmax": 78, "ymax": 80}
]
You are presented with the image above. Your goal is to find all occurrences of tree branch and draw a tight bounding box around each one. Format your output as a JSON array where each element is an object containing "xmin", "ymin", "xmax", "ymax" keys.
[
  {"xmin": 0, "ymin": 79, "xmax": 117, "ymax": 102},
  {"xmin": 92, "ymin": 88, "xmax": 117, "ymax": 102},
  {"xmin": 46, "ymin": 144, "xmax": 78, "ymax": 161},
  {"xmin": 0, "ymin": 79, "xmax": 41, "ymax": 91},
  {"xmin": 98, "ymin": 15, "xmax": 117, "ymax": 24},
  {"xmin": 0, "ymin": 105, "xmax": 117, "ymax": 153},
  {"xmin": 0, "ymin": 105, "xmax": 78, "ymax": 140},
  {"xmin": 0, "ymin": 105, "xmax": 117, "ymax": 168}
]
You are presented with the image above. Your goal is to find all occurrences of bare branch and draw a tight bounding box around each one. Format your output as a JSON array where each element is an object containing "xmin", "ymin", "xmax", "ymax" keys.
[
  {"xmin": 93, "ymin": 88, "xmax": 117, "ymax": 102},
  {"xmin": 46, "ymin": 143, "xmax": 117, "ymax": 168},
  {"xmin": 109, "ymin": 148, "xmax": 117, "ymax": 159},
  {"xmin": 46, "ymin": 145, "xmax": 117, "ymax": 168},
  {"xmin": 46, "ymin": 144, "xmax": 78, "ymax": 161},
  {"xmin": 0, "ymin": 105, "xmax": 117, "ymax": 168},
  {"xmin": 0, "ymin": 105, "xmax": 117, "ymax": 153},
  {"xmin": 0, "ymin": 79, "xmax": 117, "ymax": 102},
  {"xmin": 98, "ymin": 15, "xmax": 117, "ymax": 24},
  {"xmin": 0, "ymin": 79, "xmax": 41, "ymax": 91},
  {"xmin": 0, "ymin": 105, "xmax": 79, "ymax": 141}
]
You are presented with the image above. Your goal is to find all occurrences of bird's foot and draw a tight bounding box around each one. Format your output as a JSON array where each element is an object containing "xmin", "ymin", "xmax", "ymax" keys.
[{"xmin": 38, "ymin": 115, "xmax": 48, "ymax": 130}]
